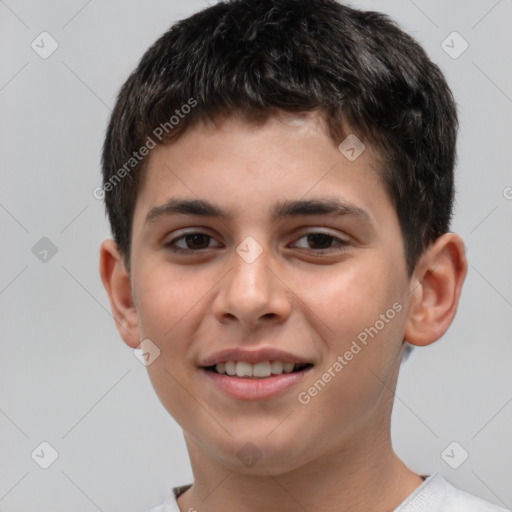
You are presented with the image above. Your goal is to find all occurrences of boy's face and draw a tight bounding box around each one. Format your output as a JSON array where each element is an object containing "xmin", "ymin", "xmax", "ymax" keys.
[{"xmin": 127, "ymin": 112, "xmax": 413, "ymax": 473}]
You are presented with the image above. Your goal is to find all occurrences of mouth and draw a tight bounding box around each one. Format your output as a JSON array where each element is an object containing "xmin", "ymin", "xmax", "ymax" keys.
[
  {"xmin": 200, "ymin": 360, "xmax": 314, "ymax": 400},
  {"xmin": 203, "ymin": 360, "xmax": 313, "ymax": 378}
]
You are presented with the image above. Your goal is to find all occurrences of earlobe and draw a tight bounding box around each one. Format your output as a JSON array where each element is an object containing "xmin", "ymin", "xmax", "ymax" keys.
[
  {"xmin": 404, "ymin": 233, "xmax": 468, "ymax": 347},
  {"xmin": 99, "ymin": 240, "xmax": 141, "ymax": 348}
]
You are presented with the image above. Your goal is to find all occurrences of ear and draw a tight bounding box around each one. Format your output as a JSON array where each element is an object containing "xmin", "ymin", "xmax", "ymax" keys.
[
  {"xmin": 404, "ymin": 233, "xmax": 468, "ymax": 347},
  {"xmin": 99, "ymin": 239, "xmax": 140, "ymax": 348}
]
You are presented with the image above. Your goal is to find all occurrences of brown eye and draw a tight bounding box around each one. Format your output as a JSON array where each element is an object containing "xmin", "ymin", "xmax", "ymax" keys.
[
  {"xmin": 292, "ymin": 231, "xmax": 349, "ymax": 252},
  {"xmin": 306, "ymin": 233, "xmax": 335, "ymax": 249},
  {"xmin": 182, "ymin": 234, "xmax": 211, "ymax": 250},
  {"xmin": 166, "ymin": 232, "xmax": 221, "ymax": 253}
]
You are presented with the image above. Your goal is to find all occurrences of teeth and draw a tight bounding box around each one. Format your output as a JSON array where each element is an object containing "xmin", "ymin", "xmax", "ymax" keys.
[
  {"xmin": 271, "ymin": 361, "xmax": 283, "ymax": 374},
  {"xmin": 225, "ymin": 361, "xmax": 236, "ymax": 376},
  {"xmin": 283, "ymin": 362, "xmax": 294, "ymax": 373},
  {"xmin": 253, "ymin": 361, "xmax": 271, "ymax": 377},
  {"xmin": 235, "ymin": 361, "xmax": 252, "ymax": 377},
  {"xmin": 214, "ymin": 360, "xmax": 306, "ymax": 377}
]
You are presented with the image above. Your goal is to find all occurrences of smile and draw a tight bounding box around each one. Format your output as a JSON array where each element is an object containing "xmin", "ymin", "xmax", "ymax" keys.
[
  {"xmin": 201, "ymin": 362, "xmax": 313, "ymax": 400},
  {"xmin": 206, "ymin": 360, "xmax": 312, "ymax": 378}
]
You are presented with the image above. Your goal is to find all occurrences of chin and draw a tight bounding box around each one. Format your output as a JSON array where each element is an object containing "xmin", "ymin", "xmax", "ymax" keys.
[{"xmin": 206, "ymin": 429, "xmax": 312, "ymax": 476}]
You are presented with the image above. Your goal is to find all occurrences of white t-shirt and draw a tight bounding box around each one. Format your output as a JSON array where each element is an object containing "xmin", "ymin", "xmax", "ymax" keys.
[{"xmin": 147, "ymin": 473, "xmax": 510, "ymax": 512}]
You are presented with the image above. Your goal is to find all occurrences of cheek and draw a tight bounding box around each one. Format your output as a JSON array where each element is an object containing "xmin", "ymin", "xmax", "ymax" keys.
[
  {"xmin": 136, "ymin": 263, "xmax": 204, "ymax": 423},
  {"xmin": 134, "ymin": 260, "xmax": 200, "ymax": 340},
  {"xmin": 299, "ymin": 259, "xmax": 399, "ymax": 340},
  {"xmin": 145, "ymin": 360, "xmax": 201, "ymax": 433},
  {"xmin": 298, "ymin": 258, "xmax": 406, "ymax": 396}
]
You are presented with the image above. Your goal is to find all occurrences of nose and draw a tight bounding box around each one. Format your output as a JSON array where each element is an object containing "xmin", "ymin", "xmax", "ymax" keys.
[{"xmin": 211, "ymin": 243, "xmax": 292, "ymax": 328}]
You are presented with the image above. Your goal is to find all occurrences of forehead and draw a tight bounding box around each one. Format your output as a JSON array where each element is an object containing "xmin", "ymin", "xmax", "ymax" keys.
[{"xmin": 132, "ymin": 112, "xmax": 393, "ymax": 229}]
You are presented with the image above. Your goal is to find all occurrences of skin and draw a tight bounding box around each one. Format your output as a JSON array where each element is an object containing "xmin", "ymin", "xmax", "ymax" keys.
[{"xmin": 100, "ymin": 111, "xmax": 467, "ymax": 512}]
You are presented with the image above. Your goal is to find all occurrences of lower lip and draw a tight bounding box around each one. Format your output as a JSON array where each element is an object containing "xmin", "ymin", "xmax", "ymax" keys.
[{"xmin": 201, "ymin": 367, "xmax": 312, "ymax": 400}]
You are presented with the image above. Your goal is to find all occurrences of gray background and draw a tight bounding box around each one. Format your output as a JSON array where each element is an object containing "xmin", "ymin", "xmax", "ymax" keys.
[{"xmin": 1, "ymin": 0, "xmax": 511, "ymax": 510}]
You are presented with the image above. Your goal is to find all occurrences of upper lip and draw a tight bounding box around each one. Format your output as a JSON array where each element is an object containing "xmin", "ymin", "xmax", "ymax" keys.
[{"xmin": 200, "ymin": 347, "xmax": 312, "ymax": 367}]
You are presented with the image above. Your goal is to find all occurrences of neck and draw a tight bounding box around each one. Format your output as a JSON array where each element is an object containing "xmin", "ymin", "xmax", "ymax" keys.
[{"xmin": 178, "ymin": 425, "xmax": 423, "ymax": 512}]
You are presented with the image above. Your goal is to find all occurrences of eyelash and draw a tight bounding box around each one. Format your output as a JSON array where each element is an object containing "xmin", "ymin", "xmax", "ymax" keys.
[{"xmin": 165, "ymin": 231, "xmax": 349, "ymax": 254}]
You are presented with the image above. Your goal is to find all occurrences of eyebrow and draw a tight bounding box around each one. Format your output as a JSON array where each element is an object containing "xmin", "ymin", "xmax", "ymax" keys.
[{"xmin": 145, "ymin": 197, "xmax": 373, "ymax": 226}]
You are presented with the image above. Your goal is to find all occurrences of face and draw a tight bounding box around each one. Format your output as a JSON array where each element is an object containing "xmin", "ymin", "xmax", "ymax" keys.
[{"xmin": 128, "ymin": 112, "xmax": 412, "ymax": 474}]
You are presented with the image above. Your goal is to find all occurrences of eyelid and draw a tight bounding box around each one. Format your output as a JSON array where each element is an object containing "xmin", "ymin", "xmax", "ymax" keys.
[
  {"xmin": 166, "ymin": 230, "xmax": 222, "ymax": 251},
  {"xmin": 290, "ymin": 229, "xmax": 349, "ymax": 250},
  {"xmin": 165, "ymin": 228, "xmax": 350, "ymax": 254}
]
